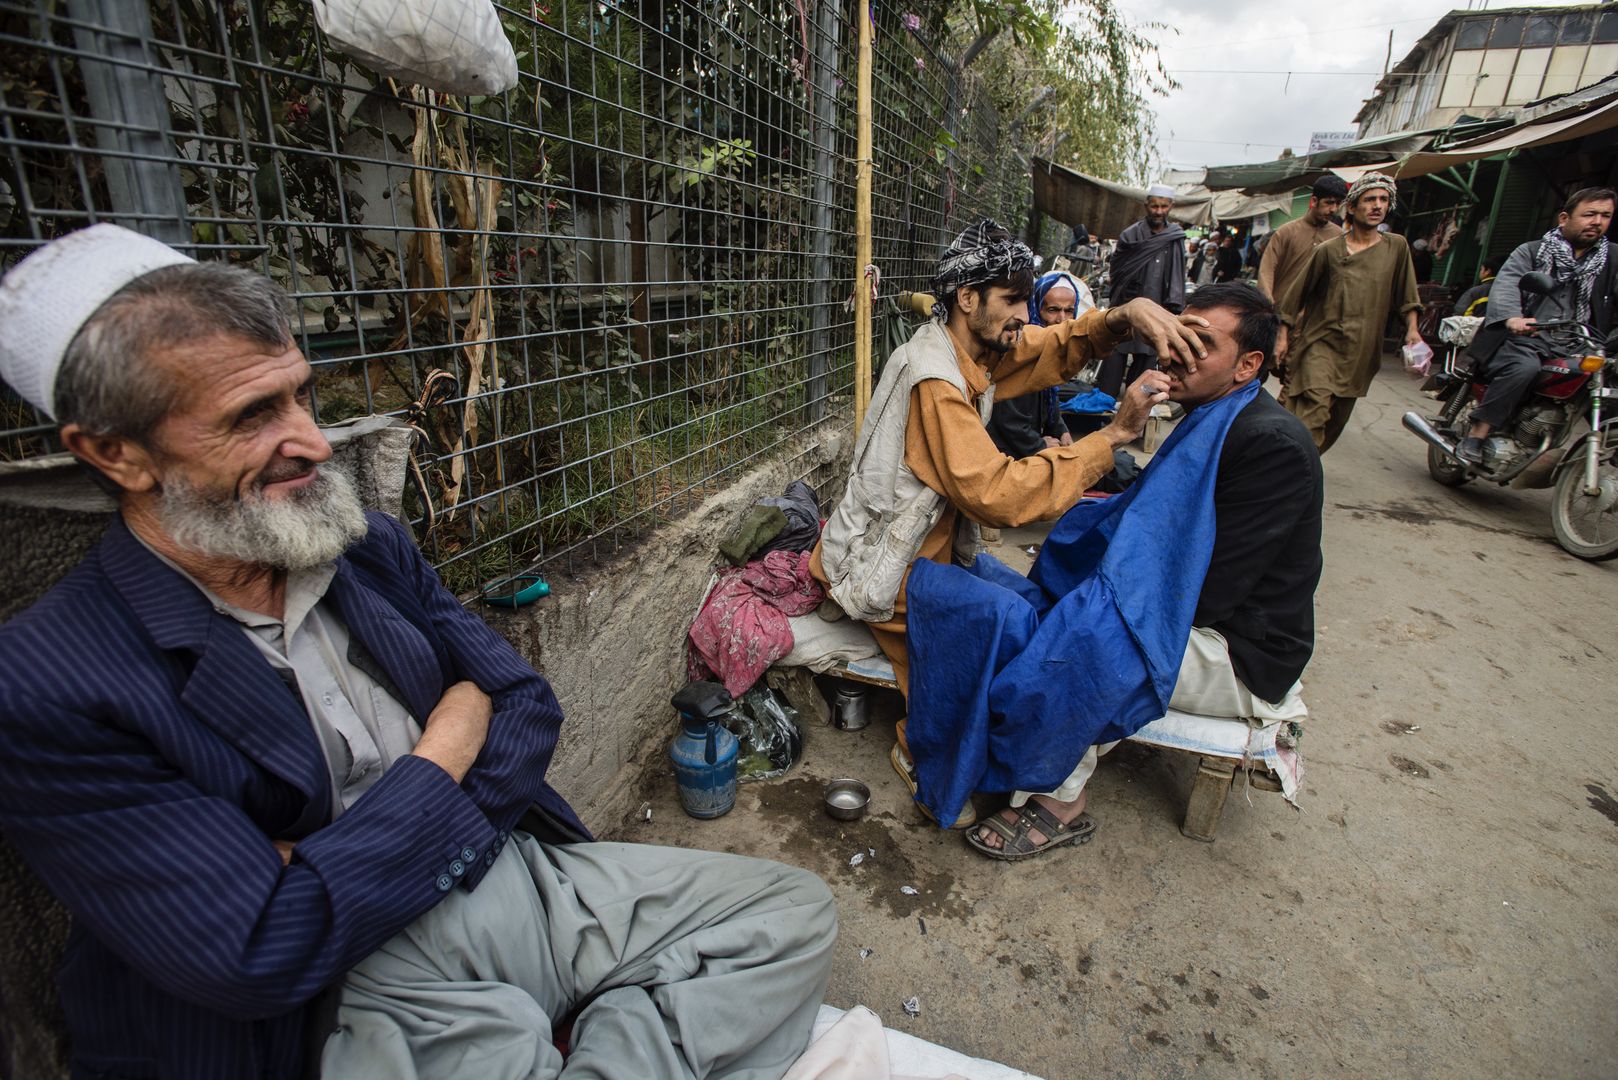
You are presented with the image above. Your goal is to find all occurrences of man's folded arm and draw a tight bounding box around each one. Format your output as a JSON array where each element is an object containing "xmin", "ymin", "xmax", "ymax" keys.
[
  {"xmin": 371, "ymin": 513, "xmax": 580, "ymax": 862},
  {"xmin": 0, "ymin": 696, "xmax": 491, "ymax": 1021}
]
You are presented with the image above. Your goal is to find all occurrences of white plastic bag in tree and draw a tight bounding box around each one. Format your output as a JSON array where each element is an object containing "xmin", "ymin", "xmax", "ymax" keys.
[{"xmin": 312, "ymin": 0, "xmax": 519, "ymax": 96}]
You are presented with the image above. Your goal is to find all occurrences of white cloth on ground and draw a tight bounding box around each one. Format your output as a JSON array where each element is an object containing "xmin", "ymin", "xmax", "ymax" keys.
[{"xmin": 788, "ymin": 1005, "xmax": 1042, "ymax": 1080}]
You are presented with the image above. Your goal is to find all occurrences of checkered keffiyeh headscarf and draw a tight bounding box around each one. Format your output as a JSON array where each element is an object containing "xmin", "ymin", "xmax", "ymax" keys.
[
  {"xmin": 930, "ymin": 219, "xmax": 1035, "ymax": 319},
  {"xmin": 1535, "ymin": 226, "xmax": 1610, "ymax": 324},
  {"xmin": 1346, "ymin": 172, "xmax": 1397, "ymax": 213}
]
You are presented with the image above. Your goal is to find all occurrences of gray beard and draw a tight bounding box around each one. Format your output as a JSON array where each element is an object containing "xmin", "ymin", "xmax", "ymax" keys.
[{"xmin": 156, "ymin": 465, "xmax": 369, "ymax": 570}]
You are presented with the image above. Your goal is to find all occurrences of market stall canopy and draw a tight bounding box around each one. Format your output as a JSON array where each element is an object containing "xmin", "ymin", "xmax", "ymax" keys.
[
  {"xmin": 1202, "ymin": 128, "xmax": 1443, "ymax": 194},
  {"xmin": 1331, "ymin": 90, "xmax": 1618, "ymax": 184},
  {"xmin": 1031, "ymin": 158, "xmax": 1210, "ymax": 236}
]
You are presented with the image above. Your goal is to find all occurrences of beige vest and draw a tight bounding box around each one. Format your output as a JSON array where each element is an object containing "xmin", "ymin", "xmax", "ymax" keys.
[{"xmin": 819, "ymin": 320, "xmax": 994, "ymax": 622}]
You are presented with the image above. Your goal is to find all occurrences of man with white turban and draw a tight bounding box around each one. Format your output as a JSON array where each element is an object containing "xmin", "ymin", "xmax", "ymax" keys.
[
  {"xmin": 0, "ymin": 225, "xmax": 836, "ymax": 1079},
  {"xmin": 1275, "ymin": 172, "xmax": 1423, "ymax": 453},
  {"xmin": 1099, "ymin": 183, "xmax": 1187, "ymax": 398}
]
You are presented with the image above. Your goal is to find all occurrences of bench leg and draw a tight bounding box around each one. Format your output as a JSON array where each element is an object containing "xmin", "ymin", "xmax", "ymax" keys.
[
  {"xmin": 1181, "ymin": 756, "xmax": 1236, "ymax": 842},
  {"xmin": 765, "ymin": 667, "xmax": 830, "ymax": 727}
]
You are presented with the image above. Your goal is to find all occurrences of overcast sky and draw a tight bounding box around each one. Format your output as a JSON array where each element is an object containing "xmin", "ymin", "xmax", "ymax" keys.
[{"xmin": 1105, "ymin": 0, "xmax": 1597, "ymax": 175}]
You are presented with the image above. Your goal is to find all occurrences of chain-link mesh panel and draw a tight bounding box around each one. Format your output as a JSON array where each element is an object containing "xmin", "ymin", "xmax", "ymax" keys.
[{"xmin": 0, "ymin": 0, "xmax": 1023, "ymax": 592}]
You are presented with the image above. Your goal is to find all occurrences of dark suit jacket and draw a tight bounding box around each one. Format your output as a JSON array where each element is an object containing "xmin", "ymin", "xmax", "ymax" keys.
[
  {"xmin": 1193, "ymin": 390, "xmax": 1323, "ymax": 702},
  {"xmin": 0, "ymin": 512, "xmax": 586, "ymax": 1080}
]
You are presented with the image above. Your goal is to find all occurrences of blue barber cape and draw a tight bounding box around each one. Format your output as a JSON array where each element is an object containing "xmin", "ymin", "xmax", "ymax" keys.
[{"xmin": 905, "ymin": 380, "xmax": 1260, "ymax": 826}]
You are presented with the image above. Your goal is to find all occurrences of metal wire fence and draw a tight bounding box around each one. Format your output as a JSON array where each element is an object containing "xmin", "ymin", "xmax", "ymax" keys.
[{"xmin": 0, "ymin": 0, "xmax": 1031, "ymax": 592}]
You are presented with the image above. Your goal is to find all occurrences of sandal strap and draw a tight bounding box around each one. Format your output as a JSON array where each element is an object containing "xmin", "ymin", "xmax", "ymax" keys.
[
  {"xmin": 1017, "ymin": 800, "xmax": 1073, "ymax": 838},
  {"xmin": 977, "ymin": 813, "xmax": 1020, "ymax": 843}
]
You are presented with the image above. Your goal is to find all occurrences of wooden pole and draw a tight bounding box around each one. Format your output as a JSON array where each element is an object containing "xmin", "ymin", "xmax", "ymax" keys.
[{"xmin": 853, "ymin": 0, "xmax": 874, "ymax": 435}]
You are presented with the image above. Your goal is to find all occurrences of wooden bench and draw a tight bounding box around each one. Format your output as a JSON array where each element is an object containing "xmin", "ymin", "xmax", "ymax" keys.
[{"xmin": 786, "ymin": 655, "xmax": 1296, "ymax": 843}]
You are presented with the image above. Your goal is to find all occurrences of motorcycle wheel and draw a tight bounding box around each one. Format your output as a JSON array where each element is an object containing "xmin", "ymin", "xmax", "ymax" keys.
[
  {"xmin": 1550, "ymin": 458, "xmax": 1618, "ymax": 560},
  {"xmin": 1427, "ymin": 443, "xmax": 1471, "ymax": 487}
]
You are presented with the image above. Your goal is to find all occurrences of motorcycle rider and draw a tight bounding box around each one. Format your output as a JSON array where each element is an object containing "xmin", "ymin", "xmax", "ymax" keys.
[{"xmin": 1458, "ymin": 187, "xmax": 1617, "ymax": 465}]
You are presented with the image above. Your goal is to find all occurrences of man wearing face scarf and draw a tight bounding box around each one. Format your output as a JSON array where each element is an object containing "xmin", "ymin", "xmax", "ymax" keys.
[
  {"xmin": 1098, "ymin": 184, "xmax": 1187, "ymax": 397},
  {"xmin": 811, "ymin": 220, "xmax": 1208, "ymax": 827},
  {"xmin": 1456, "ymin": 187, "xmax": 1616, "ymax": 466}
]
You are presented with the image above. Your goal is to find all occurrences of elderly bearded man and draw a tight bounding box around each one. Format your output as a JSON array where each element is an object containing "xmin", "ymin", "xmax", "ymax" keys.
[
  {"xmin": 810, "ymin": 219, "xmax": 1207, "ymax": 828},
  {"xmin": 0, "ymin": 226, "xmax": 835, "ymax": 1080},
  {"xmin": 1276, "ymin": 172, "xmax": 1423, "ymax": 453},
  {"xmin": 1098, "ymin": 184, "xmax": 1187, "ymax": 398}
]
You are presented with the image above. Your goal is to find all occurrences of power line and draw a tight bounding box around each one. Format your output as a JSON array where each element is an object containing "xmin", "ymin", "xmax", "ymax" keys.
[
  {"xmin": 1161, "ymin": 14, "xmax": 1441, "ymax": 53},
  {"xmin": 1166, "ymin": 68, "xmax": 1423, "ymax": 77},
  {"xmin": 1164, "ymin": 137, "xmax": 1299, "ymax": 148}
]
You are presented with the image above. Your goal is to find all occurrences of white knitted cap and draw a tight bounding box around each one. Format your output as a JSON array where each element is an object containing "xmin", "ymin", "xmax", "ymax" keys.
[
  {"xmin": 0, "ymin": 224, "xmax": 194, "ymax": 419},
  {"xmin": 1146, "ymin": 183, "xmax": 1176, "ymax": 200}
]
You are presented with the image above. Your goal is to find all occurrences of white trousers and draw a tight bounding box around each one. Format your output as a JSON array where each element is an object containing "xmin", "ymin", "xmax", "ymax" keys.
[{"xmin": 1010, "ymin": 627, "xmax": 1307, "ymax": 807}]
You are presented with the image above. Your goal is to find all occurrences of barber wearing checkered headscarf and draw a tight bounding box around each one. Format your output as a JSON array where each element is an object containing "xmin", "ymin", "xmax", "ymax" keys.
[
  {"xmin": 928, "ymin": 218, "xmax": 1037, "ymax": 318},
  {"xmin": 1455, "ymin": 186, "xmax": 1617, "ymax": 464},
  {"xmin": 811, "ymin": 219, "xmax": 1206, "ymax": 804},
  {"xmin": 1273, "ymin": 170, "xmax": 1424, "ymax": 453}
]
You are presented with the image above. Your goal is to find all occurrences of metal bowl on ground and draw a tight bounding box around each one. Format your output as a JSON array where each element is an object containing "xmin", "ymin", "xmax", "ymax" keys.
[{"xmin": 823, "ymin": 779, "xmax": 870, "ymax": 821}]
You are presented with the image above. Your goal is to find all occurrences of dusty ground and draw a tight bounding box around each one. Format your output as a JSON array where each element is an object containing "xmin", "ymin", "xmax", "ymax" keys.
[{"xmin": 607, "ymin": 367, "xmax": 1618, "ymax": 1079}]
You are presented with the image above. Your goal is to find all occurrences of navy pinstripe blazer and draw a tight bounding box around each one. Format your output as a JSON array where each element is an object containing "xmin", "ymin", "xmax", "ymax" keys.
[{"xmin": 0, "ymin": 511, "xmax": 587, "ymax": 1080}]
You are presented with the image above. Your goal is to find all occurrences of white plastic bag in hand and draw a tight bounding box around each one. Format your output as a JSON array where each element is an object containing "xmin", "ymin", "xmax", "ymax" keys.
[
  {"xmin": 312, "ymin": 0, "xmax": 519, "ymax": 96},
  {"xmin": 1401, "ymin": 340, "xmax": 1433, "ymax": 378}
]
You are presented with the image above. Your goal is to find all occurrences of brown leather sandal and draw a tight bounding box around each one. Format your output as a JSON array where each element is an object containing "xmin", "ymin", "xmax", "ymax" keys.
[{"xmin": 965, "ymin": 802, "xmax": 1097, "ymax": 861}]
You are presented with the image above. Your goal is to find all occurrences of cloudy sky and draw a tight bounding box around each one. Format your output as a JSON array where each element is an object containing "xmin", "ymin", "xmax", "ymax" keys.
[{"xmin": 1106, "ymin": 0, "xmax": 1596, "ymax": 173}]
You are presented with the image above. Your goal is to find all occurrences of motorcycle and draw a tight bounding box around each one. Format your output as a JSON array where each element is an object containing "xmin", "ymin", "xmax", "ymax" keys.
[{"xmin": 1402, "ymin": 271, "xmax": 1618, "ymax": 561}]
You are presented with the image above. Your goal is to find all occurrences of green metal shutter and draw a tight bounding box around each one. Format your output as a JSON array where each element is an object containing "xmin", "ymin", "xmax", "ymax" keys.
[{"xmin": 1486, "ymin": 159, "xmax": 1551, "ymax": 256}]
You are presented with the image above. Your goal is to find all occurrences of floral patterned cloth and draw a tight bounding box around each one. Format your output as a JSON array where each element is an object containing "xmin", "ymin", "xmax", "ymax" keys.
[{"xmin": 688, "ymin": 550, "xmax": 824, "ymax": 697}]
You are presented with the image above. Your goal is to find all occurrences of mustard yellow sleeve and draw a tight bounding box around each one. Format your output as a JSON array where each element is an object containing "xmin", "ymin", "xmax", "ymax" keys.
[
  {"xmin": 990, "ymin": 307, "xmax": 1125, "ymax": 400},
  {"xmin": 904, "ymin": 381, "xmax": 1116, "ymax": 529}
]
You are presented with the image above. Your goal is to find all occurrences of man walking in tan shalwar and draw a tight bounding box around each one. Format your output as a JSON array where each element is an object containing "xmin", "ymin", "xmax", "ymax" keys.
[
  {"xmin": 1275, "ymin": 172, "xmax": 1423, "ymax": 453},
  {"xmin": 1258, "ymin": 174, "xmax": 1345, "ymax": 302}
]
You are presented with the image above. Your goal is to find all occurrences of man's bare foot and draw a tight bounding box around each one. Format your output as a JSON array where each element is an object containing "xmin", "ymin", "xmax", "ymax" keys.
[{"xmin": 974, "ymin": 791, "xmax": 1088, "ymax": 851}]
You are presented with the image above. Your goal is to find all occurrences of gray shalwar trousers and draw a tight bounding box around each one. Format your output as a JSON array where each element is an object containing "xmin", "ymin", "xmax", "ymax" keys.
[{"xmin": 320, "ymin": 837, "xmax": 837, "ymax": 1080}]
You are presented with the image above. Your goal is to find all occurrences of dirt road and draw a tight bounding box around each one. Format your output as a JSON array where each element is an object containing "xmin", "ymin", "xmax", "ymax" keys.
[{"xmin": 613, "ymin": 367, "xmax": 1618, "ymax": 1079}]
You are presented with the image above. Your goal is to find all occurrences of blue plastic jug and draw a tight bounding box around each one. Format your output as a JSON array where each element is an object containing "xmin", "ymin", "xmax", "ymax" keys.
[{"xmin": 669, "ymin": 681, "xmax": 738, "ymax": 819}]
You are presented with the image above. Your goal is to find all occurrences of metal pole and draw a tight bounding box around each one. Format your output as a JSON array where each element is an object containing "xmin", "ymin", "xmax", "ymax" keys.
[
  {"xmin": 853, "ymin": 0, "xmax": 873, "ymax": 434},
  {"xmin": 66, "ymin": 0, "xmax": 188, "ymax": 244},
  {"xmin": 807, "ymin": 0, "xmax": 838, "ymax": 423}
]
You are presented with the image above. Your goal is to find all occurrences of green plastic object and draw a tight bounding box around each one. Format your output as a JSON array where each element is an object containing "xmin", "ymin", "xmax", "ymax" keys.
[{"xmin": 479, "ymin": 573, "xmax": 551, "ymax": 607}]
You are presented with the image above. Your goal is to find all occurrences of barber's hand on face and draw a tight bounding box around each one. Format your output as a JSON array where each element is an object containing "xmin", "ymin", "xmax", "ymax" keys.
[
  {"xmin": 1106, "ymin": 299, "xmax": 1208, "ymax": 373},
  {"xmin": 1506, "ymin": 316, "xmax": 1538, "ymax": 336},
  {"xmin": 1102, "ymin": 369, "xmax": 1171, "ymax": 448},
  {"xmin": 410, "ymin": 680, "xmax": 492, "ymax": 783}
]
